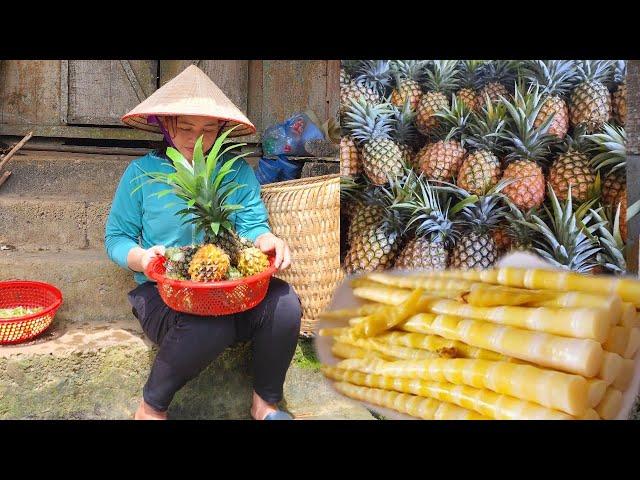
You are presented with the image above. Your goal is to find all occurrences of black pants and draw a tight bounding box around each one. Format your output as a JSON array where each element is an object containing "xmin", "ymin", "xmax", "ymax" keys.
[{"xmin": 127, "ymin": 278, "xmax": 302, "ymax": 412}]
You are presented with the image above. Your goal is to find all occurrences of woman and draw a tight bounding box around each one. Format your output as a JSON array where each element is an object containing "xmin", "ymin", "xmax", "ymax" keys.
[{"xmin": 105, "ymin": 65, "xmax": 301, "ymax": 420}]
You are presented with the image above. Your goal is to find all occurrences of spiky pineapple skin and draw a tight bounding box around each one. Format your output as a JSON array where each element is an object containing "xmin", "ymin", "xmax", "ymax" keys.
[
  {"xmin": 393, "ymin": 238, "xmax": 448, "ymax": 271},
  {"xmin": 492, "ymin": 227, "xmax": 512, "ymax": 255},
  {"xmin": 603, "ymin": 172, "xmax": 628, "ymax": 241},
  {"xmin": 188, "ymin": 244, "xmax": 230, "ymax": 282},
  {"xmin": 391, "ymin": 79, "xmax": 422, "ymax": 111},
  {"xmin": 347, "ymin": 204, "xmax": 384, "ymax": 245},
  {"xmin": 237, "ymin": 247, "xmax": 270, "ymax": 277},
  {"xmin": 415, "ymin": 91, "xmax": 448, "ymax": 134},
  {"xmin": 340, "ymin": 136, "xmax": 362, "ymax": 176},
  {"xmin": 457, "ymin": 88, "xmax": 480, "ymax": 111},
  {"xmin": 536, "ymin": 95, "xmax": 570, "ymax": 139},
  {"xmin": 165, "ymin": 245, "xmax": 197, "ymax": 280},
  {"xmin": 362, "ymin": 138, "xmax": 404, "ymax": 185},
  {"xmin": 456, "ymin": 149, "xmax": 501, "ymax": 195},
  {"xmin": 450, "ymin": 232, "xmax": 498, "ymax": 270},
  {"xmin": 478, "ymin": 82, "xmax": 509, "ymax": 107},
  {"xmin": 398, "ymin": 143, "xmax": 415, "ymax": 168},
  {"xmin": 343, "ymin": 224, "xmax": 399, "ymax": 274},
  {"xmin": 502, "ymin": 160, "xmax": 545, "ymax": 210},
  {"xmin": 569, "ymin": 80, "xmax": 612, "ymax": 132},
  {"xmin": 340, "ymin": 81, "xmax": 380, "ymax": 118},
  {"xmin": 612, "ymin": 82, "xmax": 627, "ymax": 126},
  {"xmin": 417, "ymin": 140, "xmax": 466, "ymax": 182},
  {"xmin": 548, "ymin": 152, "xmax": 595, "ymax": 202}
]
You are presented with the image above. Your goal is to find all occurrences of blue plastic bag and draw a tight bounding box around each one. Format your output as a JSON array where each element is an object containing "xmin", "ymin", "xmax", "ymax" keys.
[
  {"xmin": 262, "ymin": 112, "xmax": 324, "ymax": 158},
  {"xmin": 256, "ymin": 155, "xmax": 303, "ymax": 185}
]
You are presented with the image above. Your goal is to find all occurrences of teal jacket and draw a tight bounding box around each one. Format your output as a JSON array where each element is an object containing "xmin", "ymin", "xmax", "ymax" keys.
[{"xmin": 104, "ymin": 150, "xmax": 271, "ymax": 284}]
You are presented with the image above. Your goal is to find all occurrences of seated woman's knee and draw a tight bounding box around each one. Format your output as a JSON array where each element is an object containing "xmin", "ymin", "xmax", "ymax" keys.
[{"xmin": 270, "ymin": 279, "xmax": 302, "ymax": 331}]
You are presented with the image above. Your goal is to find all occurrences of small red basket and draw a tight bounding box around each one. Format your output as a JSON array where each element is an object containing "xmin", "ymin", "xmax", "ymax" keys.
[
  {"xmin": 0, "ymin": 281, "xmax": 63, "ymax": 345},
  {"xmin": 145, "ymin": 255, "xmax": 277, "ymax": 316}
]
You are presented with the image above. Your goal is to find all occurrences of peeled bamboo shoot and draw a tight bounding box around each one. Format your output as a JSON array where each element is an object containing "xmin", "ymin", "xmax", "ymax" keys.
[
  {"xmin": 595, "ymin": 388, "xmax": 623, "ymax": 420},
  {"xmin": 613, "ymin": 359, "xmax": 634, "ymax": 391},
  {"xmin": 365, "ymin": 272, "xmax": 475, "ymax": 291},
  {"xmin": 603, "ymin": 327, "xmax": 630, "ymax": 357},
  {"xmin": 335, "ymin": 356, "xmax": 589, "ymax": 416},
  {"xmin": 624, "ymin": 328, "xmax": 640, "ymax": 359},
  {"xmin": 620, "ymin": 303, "xmax": 638, "ymax": 328},
  {"xmin": 352, "ymin": 288, "xmax": 424, "ymax": 337},
  {"xmin": 464, "ymin": 283, "xmax": 556, "ymax": 307},
  {"xmin": 598, "ymin": 352, "xmax": 623, "ymax": 384},
  {"xmin": 332, "ymin": 381, "xmax": 489, "ymax": 420},
  {"xmin": 402, "ymin": 313, "xmax": 603, "ymax": 377},
  {"xmin": 336, "ymin": 335, "xmax": 439, "ymax": 361},
  {"xmin": 585, "ymin": 379, "xmax": 608, "ymax": 408},
  {"xmin": 332, "ymin": 342, "xmax": 386, "ymax": 360},
  {"xmin": 322, "ymin": 366, "xmax": 575, "ymax": 419}
]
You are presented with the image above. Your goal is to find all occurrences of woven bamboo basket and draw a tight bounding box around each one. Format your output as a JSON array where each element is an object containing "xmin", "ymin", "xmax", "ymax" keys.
[{"xmin": 261, "ymin": 174, "xmax": 343, "ymax": 337}]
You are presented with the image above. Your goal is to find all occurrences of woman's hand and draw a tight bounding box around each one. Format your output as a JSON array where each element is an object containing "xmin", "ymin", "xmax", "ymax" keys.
[
  {"xmin": 140, "ymin": 245, "xmax": 166, "ymax": 272},
  {"xmin": 255, "ymin": 232, "xmax": 291, "ymax": 270}
]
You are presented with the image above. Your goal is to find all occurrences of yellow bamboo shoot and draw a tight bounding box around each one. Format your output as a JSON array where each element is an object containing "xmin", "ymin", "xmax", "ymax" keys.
[
  {"xmin": 335, "ymin": 357, "xmax": 589, "ymax": 416},
  {"xmin": 319, "ymin": 327, "xmax": 351, "ymax": 337},
  {"xmin": 319, "ymin": 303, "xmax": 384, "ymax": 320},
  {"xmin": 613, "ymin": 359, "xmax": 634, "ymax": 391},
  {"xmin": 619, "ymin": 303, "xmax": 638, "ymax": 327},
  {"xmin": 332, "ymin": 342, "xmax": 390, "ymax": 361},
  {"xmin": 402, "ymin": 313, "xmax": 603, "ymax": 377},
  {"xmin": 532, "ymin": 292, "xmax": 623, "ymax": 324},
  {"xmin": 352, "ymin": 288, "xmax": 424, "ymax": 337},
  {"xmin": 375, "ymin": 331, "xmax": 510, "ymax": 361},
  {"xmin": 585, "ymin": 379, "xmax": 608, "ymax": 408},
  {"xmin": 463, "ymin": 283, "xmax": 557, "ymax": 307},
  {"xmin": 332, "ymin": 381, "xmax": 489, "ymax": 420},
  {"xmin": 322, "ymin": 366, "xmax": 575, "ymax": 419},
  {"xmin": 603, "ymin": 327, "xmax": 630, "ymax": 356},
  {"xmin": 336, "ymin": 335, "xmax": 440, "ymax": 361},
  {"xmin": 624, "ymin": 328, "xmax": 640, "ymax": 358},
  {"xmin": 598, "ymin": 352, "xmax": 623, "ymax": 384},
  {"xmin": 595, "ymin": 387, "xmax": 623, "ymax": 420},
  {"xmin": 365, "ymin": 272, "xmax": 476, "ymax": 291},
  {"xmin": 352, "ymin": 284, "xmax": 464, "ymax": 306},
  {"xmin": 579, "ymin": 409, "xmax": 600, "ymax": 420}
]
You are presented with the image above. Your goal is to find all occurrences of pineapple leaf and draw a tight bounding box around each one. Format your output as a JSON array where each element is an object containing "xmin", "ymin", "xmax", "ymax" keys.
[{"xmin": 210, "ymin": 222, "xmax": 221, "ymax": 236}]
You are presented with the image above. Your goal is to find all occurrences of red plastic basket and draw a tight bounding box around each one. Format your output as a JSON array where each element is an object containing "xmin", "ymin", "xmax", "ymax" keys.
[
  {"xmin": 0, "ymin": 281, "xmax": 63, "ymax": 345},
  {"xmin": 145, "ymin": 255, "xmax": 277, "ymax": 316}
]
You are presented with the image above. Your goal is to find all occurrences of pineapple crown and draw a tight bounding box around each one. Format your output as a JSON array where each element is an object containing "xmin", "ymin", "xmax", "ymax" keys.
[
  {"xmin": 423, "ymin": 60, "xmax": 461, "ymax": 95},
  {"xmin": 554, "ymin": 125, "xmax": 594, "ymax": 156},
  {"xmin": 390, "ymin": 99, "xmax": 419, "ymax": 147},
  {"xmin": 466, "ymin": 98, "xmax": 508, "ymax": 153},
  {"xmin": 391, "ymin": 60, "xmax": 429, "ymax": 84},
  {"xmin": 344, "ymin": 98, "xmax": 394, "ymax": 145},
  {"xmin": 501, "ymin": 84, "xmax": 559, "ymax": 165},
  {"xmin": 340, "ymin": 174, "xmax": 367, "ymax": 204},
  {"xmin": 432, "ymin": 94, "xmax": 473, "ymax": 144},
  {"xmin": 457, "ymin": 193, "xmax": 508, "ymax": 235},
  {"xmin": 341, "ymin": 60, "xmax": 365, "ymax": 79},
  {"xmin": 354, "ymin": 60, "xmax": 394, "ymax": 97},
  {"xmin": 476, "ymin": 60, "xmax": 517, "ymax": 89},
  {"xmin": 523, "ymin": 60, "xmax": 577, "ymax": 98},
  {"xmin": 519, "ymin": 185, "xmax": 602, "ymax": 273},
  {"xmin": 589, "ymin": 205, "xmax": 626, "ymax": 274},
  {"xmin": 133, "ymin": 126, "xmax": 248, "ymax": 242},
  {"xmin": 609, "ymin": 60, "xmax": 627, "ymax": 89},
  {"xmin": 393, "ymin": 175, "xmax": 463, "ymax": 245},
  {"xmin": 457, "ymin": 60, "xmax": 486, "ymax": 89},
  {"xmin": 370, "ymin": 168, "xmax": 419, "ymax": 234},
  {"xmin": 503, "ymin": 202, "xmax": 538, "ymax": 249},
  {"xmin": 587, "ymin": 123, "xmax": 626, "ymax": 173},
  {"xmin": 574, "ymin": 60, "xmax": 614, "ymax": 84}
]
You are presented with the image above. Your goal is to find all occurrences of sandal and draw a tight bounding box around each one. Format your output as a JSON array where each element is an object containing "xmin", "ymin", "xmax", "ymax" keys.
[{"xmin": 263, "ymin": 410, "xmax": 293, "ymax": 420}]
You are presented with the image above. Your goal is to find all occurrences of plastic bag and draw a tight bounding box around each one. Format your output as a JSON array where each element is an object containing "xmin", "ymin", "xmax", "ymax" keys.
[
  {"xmin": 256, "ymin": 155, "xmax": 303, "ymax": 185},
  {"xmin": 261, "ymin": 112, "xmax": 325, "ymax": 158}
]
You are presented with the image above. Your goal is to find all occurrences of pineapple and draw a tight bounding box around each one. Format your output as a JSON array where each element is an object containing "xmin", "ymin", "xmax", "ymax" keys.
[
  {"xmin": 137, "ymin": 127, "xmax": 255, "ymax": 272},
  {"xmin": 390, "ymin": 60, "xmax": 428, "ymax": 111},
  {"xmin": 340, "ymin": 135, "xmax": 362, "ymax": 176},
  {"xmin": 523, "ymin": 60, "xmax": 577, "ymax": 139},
  {"xmin": 457, "ymin": 99, "xmax": 506, "ymax": 195},
  {"xmin": 188, "ymin": 244, "xmax": 231, "ymax": 282},
  {"xmin": 344, "ymin": 98, "xmax": 404, "ymax": 185},
  {"xmin": 502, "ymin": 202, "xmax": 538, "ymax": 253},
  {"xmin": 165, "ymin": 245, "xmax": 197, "ymax": 280},
  {"xmin": 501, "ymin": 84, "xmax": 558, "ymax": 211},
  {"xmin": 343, "ymin": 171, "xmax": 416, "ymax": 274},
  {"xmin": 476, "ymin": 60, "xmax": 516, "ymax": 108},
  {"xmin": 610, "ymin": 60, "xmax": 627, "ymax": 126},
  {"xmin": 416, "ymin": 96, "xmax": 471, "ymax": 181},
  {"xmin": 390, "ymin": 99, "xmax": 420, "ymax": 168},
  {"xmin": 590, "ymin": 206, "xmax": 627, "ymax": 275},
  {"xmin": 547, "ymin": 127, "xmax": 596, "ymax": 202},
  {"xmin": 393, "ymin": 176, "xmax": 461, "ymax": 271},
  {"xmin": 415, "ymin": 60, "xmax": 460, "ymax": 135},
  {"xmin": 569, "ymin": 60, "xmax": 613, "ymax": 133},
  {"xmin": 517, "ymin": 186, "xmax": 602, "ymax": 274},
  {"xmin": 237, "ymin": 247, "xmax": 270, "ymax": 277},
  {"xmin": 339, "ymin": 60, "xmax": 392, "ymax": 119},
  {"xmin": 226, "ymin": 266, "xmax": 243, "ymax": 280},
  {"xmin": 450, "ymin": 192, "xmax": 507, "ymax": 270},
  {"xmin": 456, "ymin": 60, "xmax": 485, "ymax": 111},
  {"xmin": 587, "ymin": 123, "xmax": 628, "ymax": 241}
]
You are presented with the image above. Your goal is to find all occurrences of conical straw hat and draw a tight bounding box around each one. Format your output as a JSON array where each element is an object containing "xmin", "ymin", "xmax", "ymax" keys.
[{"xmin": 122, "ymin": 64, "xmax": 256, "ymax": 137}]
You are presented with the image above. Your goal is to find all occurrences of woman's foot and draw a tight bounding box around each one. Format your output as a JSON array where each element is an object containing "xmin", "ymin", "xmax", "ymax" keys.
[
  {"xmin": 251, "ymin": 390, "xmax": 287, "ymax": 420},
  {"xmin": 134, "ymin": 399, "xmax": 168, "ymax": 420}
]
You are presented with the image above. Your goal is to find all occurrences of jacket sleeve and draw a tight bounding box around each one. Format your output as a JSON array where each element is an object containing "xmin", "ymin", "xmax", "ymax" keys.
[
  {"xmin": 232, "ymin": 160, "xmax": 272, "ymax": 242},
  {"xmin": 104, "ymin": 161, "xmax": 143, "ymax": 270}
]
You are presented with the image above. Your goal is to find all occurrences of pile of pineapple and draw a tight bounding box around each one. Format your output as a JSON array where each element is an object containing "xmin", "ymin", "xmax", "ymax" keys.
[
  {"xmin": 340, "ymin": 60, "xmax": 631, "ymax": 275},
  {"xmin": 164, "ymin": 237, "xmax": 271, "ymax": 283}
]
